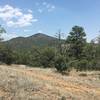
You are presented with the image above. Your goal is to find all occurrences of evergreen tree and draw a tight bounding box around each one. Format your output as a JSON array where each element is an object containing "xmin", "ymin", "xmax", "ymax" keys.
[{"xmin": 66, "ymin": 26, "xmax": 86, "ymax": 60}]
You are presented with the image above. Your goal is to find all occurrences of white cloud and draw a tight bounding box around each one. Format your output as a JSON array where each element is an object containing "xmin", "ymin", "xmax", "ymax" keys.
[
  {"xmin": 36, "ymin": 2, "xmax": 55, "ymax": 13},
  {"xmin": 0, "ymin": 5, "xmax": 38, "ymax": 28},
  {"xmin": 28, "ymin": 9, "xmax": 33, "ymax": 13},
  {"xmin": 43, "ymin": 2, "xmax": 55, "ymax": 12},
  {"xmin": 1, "ymin": 33, "xmax": 18, "ymax": 41}
]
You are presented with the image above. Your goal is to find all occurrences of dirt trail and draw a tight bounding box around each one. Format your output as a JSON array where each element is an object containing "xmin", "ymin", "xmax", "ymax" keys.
[{"xmin": 0, "ymin": 65, "xmax": 100, "ymax": 100}]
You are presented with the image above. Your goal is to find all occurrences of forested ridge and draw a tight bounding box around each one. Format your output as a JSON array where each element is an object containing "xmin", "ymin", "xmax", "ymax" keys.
[{"xmin": 0, "ymin": 25, "xmax": 100, "ymax": 73}]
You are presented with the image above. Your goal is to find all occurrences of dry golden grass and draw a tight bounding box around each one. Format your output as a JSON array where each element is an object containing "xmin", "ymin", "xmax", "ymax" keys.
[{"xmin": 0, "ymin": 64, "xmax": 100, "ymax": 100}]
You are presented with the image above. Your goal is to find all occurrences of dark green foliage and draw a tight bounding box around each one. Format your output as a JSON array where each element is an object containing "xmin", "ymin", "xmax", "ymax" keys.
[
  {"xmin": 84, "ymin": 43, "xmax": 96, "ymax": 60},
  {"xmin": 40, "ymin": 47, "xmax": 55, "ymax": 68},
  {"xmin": 13, "ymin": 50, "xmax": 31, "ymax": 65},
  {"xmin": 66, "ymin": 26, "xmax": 86, "ymax": 59},
  {"xmin": 0, "ymin": 25, "xmax": 13, "ymax": 65},
  {"xmin": 29, "ymin": 46, "xmax": 41, "ymax": 67},
  {"xmin": 55, "ymin": 55, "xmax": 69, "ymax": 72},
  {"xmin": 0, "ymin": 45, "xmax": 14, "ymax": 65},
  {"xmin": 67, "ymin": 60, "xmax": 79, "ymax": 69},
  {"xmin": 67, "ymin": 59, "xmax": 88, "ymax": 71},
  {"xmin": 11, "ymin": 47, "xmax": 56, "ymax": 68},
  {"xmin": 77, "ymin": 60, "xmax": 88, "ymax": 71}
]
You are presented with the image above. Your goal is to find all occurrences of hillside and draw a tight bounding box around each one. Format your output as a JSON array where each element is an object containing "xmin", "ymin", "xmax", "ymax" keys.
[
  {"xmin": 0, "ymin": 65, "xmax": 100, "ymax": 100},
  {"xmin": 3, "ymin": 33, "xmax": 58, "ymax": 50}
]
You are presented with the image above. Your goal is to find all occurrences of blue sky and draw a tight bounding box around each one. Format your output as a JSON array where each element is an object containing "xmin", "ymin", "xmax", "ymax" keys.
[{"xmin": 0, "ymin": 0, "xmax": 100, "ymax": 41}]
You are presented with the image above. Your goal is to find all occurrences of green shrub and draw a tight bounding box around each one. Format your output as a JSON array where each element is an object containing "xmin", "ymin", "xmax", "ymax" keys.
[
  {"xmin": 40, "ymin": 47, "xmax": 55, "ymax": 68},
  {"xmin": 95, "ymin": 61, "xmax": 100, "ymax": 70},
  {"xmin": 67, "ymin": 60, "xmax": 78, "ymax": 69},
  {"xmin": 77, "ymin": 60, "xmax": 88, "ymax": 71},
  {"xmin": 67, "ymin": 59, "xmax": 89, "ymax": 71},
  {"xmin": 87, "ymin": 60, "xmax": 100, "ymax": 71},
  {"xmin": 55, "ymin": 55, "xmax": 69, "ymax": 73},
  {"xmin": 0, "ymin": 45, "xmax": 14, "ymax": 65}
]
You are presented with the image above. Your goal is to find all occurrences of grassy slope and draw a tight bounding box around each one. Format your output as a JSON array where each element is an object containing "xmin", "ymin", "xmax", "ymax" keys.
[{"xmin": 0, "ymin": 65, "xmax": 100, "ymax": 100}]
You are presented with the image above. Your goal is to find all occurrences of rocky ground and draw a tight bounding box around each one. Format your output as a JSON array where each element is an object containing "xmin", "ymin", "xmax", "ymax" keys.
[{"xmin": 0, "ymin": 64, "xmax": 100, "ymax": 100}]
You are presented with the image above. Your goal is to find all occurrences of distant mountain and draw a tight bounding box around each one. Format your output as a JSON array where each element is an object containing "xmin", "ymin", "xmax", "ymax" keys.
[{"xmin": 4, "ymin": 33, "xmax": 58, "ymax": 50}]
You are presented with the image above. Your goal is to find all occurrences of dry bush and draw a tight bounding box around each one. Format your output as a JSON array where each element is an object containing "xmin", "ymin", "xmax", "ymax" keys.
[{"xmin": 79, "ymin": 73, "xmax": 87, "ymax": 77}]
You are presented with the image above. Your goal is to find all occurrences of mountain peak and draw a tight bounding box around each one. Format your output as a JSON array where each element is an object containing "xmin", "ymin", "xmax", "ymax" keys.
[
  {"xmin": 33, "ymin": 33, "xmax": 46, "ymax": 37},
  {"xmin": 4, "ymin": 33, "xmax": 58, "ymax": 50},
  {"xmin": 29, "ymin": 33, "xmax": 54, "ymax": 39}
]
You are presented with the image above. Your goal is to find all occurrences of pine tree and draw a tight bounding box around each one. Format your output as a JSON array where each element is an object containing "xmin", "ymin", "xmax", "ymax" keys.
[{"xmin": 66, "ymin": 26, "xmax": 86, "ymax": 60}]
